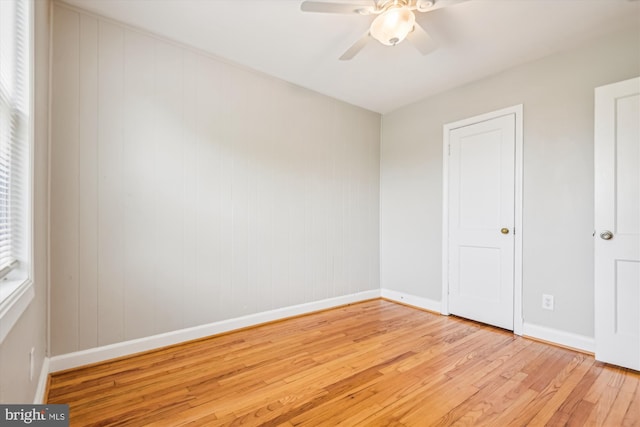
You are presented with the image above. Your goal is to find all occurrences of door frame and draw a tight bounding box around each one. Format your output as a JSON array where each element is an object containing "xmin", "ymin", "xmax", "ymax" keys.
[{"xmin": 441, "ymin": 105, "xmax": 524, "ymax": 335}]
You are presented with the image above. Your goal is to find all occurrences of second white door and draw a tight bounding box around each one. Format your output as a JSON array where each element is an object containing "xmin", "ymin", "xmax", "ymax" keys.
[
  {"xmin": 447, "ymin": 113, "xmax": 516, "ymax": 330},
  {"xmin": 594, "ymin": 77, "xmax": 640, "ymax": 371}
]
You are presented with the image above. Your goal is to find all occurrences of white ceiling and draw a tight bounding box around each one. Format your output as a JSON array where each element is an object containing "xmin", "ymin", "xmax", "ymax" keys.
[{"xmin": 60, "ymin": 0, "xmax": 640, "ymax": 114}]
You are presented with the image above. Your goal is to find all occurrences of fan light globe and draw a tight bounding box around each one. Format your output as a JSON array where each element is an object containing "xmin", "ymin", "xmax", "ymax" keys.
[{"xmin": 369, "ymin": 6, "xmax": 415, "ymax": 46}]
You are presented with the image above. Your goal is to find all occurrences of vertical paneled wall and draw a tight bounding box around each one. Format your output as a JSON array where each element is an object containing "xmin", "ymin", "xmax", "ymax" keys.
[{"xmin": 50, "ymin": 4, "xmax": 380, "ymax": 356}]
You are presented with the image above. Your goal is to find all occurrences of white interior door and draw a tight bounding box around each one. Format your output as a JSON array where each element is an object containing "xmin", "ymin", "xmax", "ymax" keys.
[
  {"xmin": 446, "ymin": 113, "xmax": 516, "ymax": 330},
  {"xmin": 595, "ymin": 77, "xmax": 640, "ymax": 371}
]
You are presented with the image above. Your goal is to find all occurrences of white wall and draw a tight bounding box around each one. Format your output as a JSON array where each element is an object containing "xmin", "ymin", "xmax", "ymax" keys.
[
  {"xmin": 0, "ymin": 0, "xmax": 49, "ymax": 403},
  {"xmin": 49, "ymin": 4, "xmax": 380, "ymax": 356},
  {"xmin": 380, "ymin": 26, "xmax": 640, "ymax": 338}
]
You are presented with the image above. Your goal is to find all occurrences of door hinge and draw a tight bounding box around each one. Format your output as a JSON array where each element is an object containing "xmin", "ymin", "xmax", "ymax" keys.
[{"xmin": 448, "ymin": 144, "xmax": 451, "ymax": 156}]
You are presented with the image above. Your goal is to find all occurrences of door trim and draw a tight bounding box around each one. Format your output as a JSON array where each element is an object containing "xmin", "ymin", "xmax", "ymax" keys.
[{"xmin": 441, "ymin": 105, "xmax": 524, "ymax": 335}]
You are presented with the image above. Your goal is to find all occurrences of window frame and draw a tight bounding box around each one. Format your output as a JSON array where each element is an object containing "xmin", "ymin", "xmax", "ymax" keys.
[{"xmin": 0, "ymin": 0, "xmax": 34, "ymax": 345}]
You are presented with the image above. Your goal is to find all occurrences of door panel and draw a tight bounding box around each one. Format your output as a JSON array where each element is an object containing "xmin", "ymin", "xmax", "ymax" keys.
[
  {"xmin": 459, "ymin": 130, "xmax": 502, "ymax": 229},
  {"xmin": 615, "ymin": 260, "xmax": 639, "ymax": 337},
  {"xmin": 459, "ymin": 246, "xmax": 501, "ymax": 301},
  {"xmin": 615, "ymin": 94, "xmax": 639, "ymax": 235},
  {"xmin": 595, "ymin": 77, "xmax": 640, "ymax": 371},
  {"xmin": 448, "ymin": 114, "xmax": 515, "ymax": 330}
]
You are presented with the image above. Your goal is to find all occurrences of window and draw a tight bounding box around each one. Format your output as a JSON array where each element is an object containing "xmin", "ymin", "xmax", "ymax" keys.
[{"xmin": 0, "ymin": 0, "xmax": 33, "ymax": 344}]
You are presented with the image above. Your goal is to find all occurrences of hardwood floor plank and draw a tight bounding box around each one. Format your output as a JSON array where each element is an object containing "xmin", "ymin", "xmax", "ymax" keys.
[
  {"xmin": 480, "ymin": 388, "xmax": 539, "ymax": 426},
  {"xmin": 46, "ymin": 299, "xmax": 640, "ymax": 426},
  {"xmin": 584, "ymin": 365, "xmax": 629, "ymax": 425},
  {"xmin": 526, "ymin": 353, "xmax": 595, "ymax": 425},
  {"xmin": 621, "ymin": 383, "xmax": 640, "ymax": 426},
  {"xmin": 546, "ymin": 358, "xmax": 604, "ymax": 425},
  {"xmin": 603, "ymin": 373, "xmax": 639, "ymax": 426},
  {"xmin": 433, "ymin": 371, "xmax": 526, "ymax": 426}
]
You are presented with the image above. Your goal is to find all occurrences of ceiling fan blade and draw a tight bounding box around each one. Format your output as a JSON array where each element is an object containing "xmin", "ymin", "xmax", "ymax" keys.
[
  {"xmin": 406, "ymin": 22, "xmax": 437, "ymax": 55},
  {"xmin": 301, "ymin": 1, "xmax": 375, "ymax": 14},
  {"xmin": 418, "ymin": 0, "xmax": 467, "ymax": 12},
  {"xmin": 415, "ymin": 0, "xmax": 467, "ymax": 12},
  {"xmin": 339, "ymin": 32, "xmax": 371, "ymax": 61}
]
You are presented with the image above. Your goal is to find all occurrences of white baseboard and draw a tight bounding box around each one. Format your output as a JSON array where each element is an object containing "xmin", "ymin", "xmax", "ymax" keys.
[
  {"xmin": 380, "ymin": 288, "xmax": 442, "ymax": 313},
  {"xmin": 523, "ymin": 322, "xmax": 595, "ymax": 354},
  {"xmin": 48, "ymin": 290, "xmax": 380, "ymax": 373},
  {"xmin": 33, "ymin": 356, "xmax": 49, "ymax": 403}
]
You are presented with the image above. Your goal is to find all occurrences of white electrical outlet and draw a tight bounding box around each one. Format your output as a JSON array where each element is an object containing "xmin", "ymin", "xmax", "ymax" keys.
[{"xmin": 542, "ymin": 294, "xmax": 554, "ymax": 311}]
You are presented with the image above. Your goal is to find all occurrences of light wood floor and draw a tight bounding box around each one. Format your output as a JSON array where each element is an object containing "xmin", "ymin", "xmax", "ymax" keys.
[{"xmin": 47, "ymin": 299, "xmax": 639, "ymax": 426}]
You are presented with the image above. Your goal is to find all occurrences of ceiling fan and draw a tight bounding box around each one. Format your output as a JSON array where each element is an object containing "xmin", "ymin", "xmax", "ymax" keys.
[{"xmin": 300, "ymin": 0, "xmax": 464, "ymax": 60}]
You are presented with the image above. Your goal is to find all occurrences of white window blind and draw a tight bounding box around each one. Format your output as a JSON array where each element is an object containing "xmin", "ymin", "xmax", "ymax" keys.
[{"xmin": 0, "ymin": 0, "xmax": 29, "ymax": 280}]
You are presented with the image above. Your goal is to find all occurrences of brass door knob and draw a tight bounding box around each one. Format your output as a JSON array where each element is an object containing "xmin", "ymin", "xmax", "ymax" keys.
[{"xmin": 501, "ymin": 228, "xmax": 509, "ymax": 234}]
